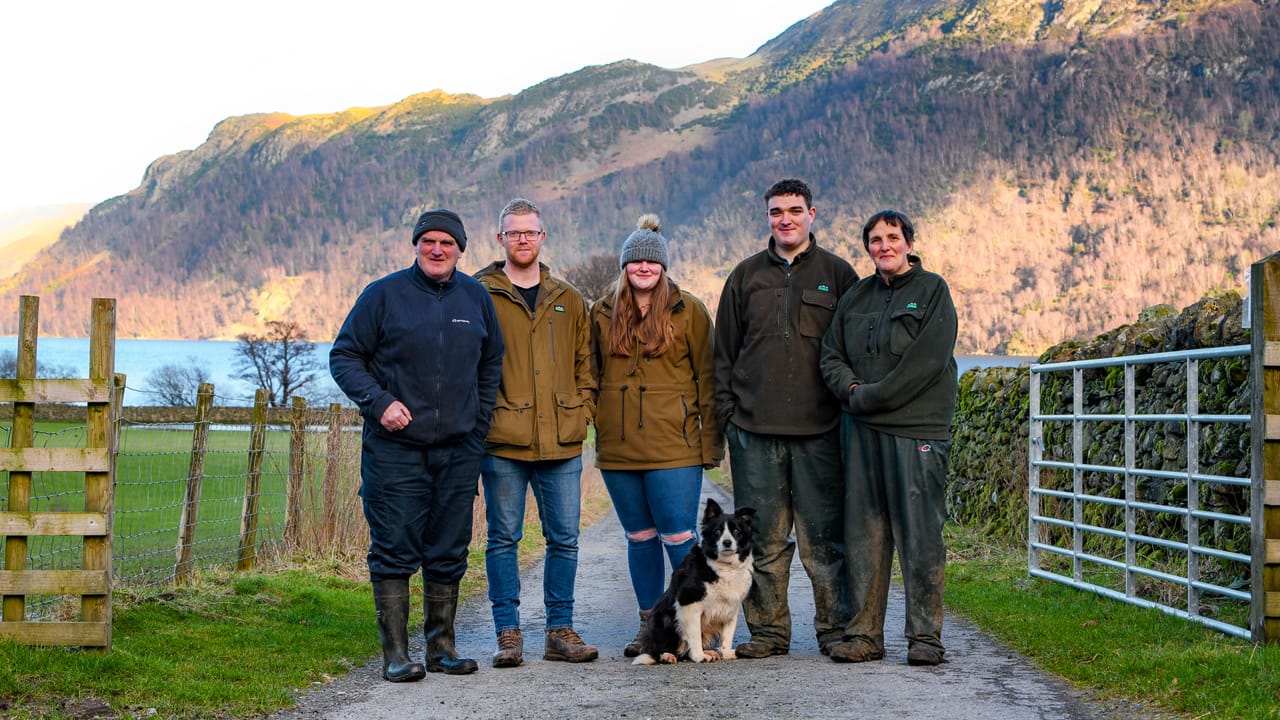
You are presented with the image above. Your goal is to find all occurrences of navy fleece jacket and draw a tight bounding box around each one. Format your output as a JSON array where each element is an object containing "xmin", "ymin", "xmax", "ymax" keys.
[{"xmin": 330, "ymin": 262, "xmax": 504, "ymax": 446}]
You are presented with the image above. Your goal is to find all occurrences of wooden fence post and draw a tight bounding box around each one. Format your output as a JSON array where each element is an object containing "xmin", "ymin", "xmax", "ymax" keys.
[
  {"xmin": 286, "ymin": 396, "xmax": 307, "ymax": 551},
  {"xmin": 175, "ymin": 382, "xmax": 214, "ymax": 584},
  {"xmin": 2, "ymin": 296, "xmax": 38, "ymax": 624},
  {"xmin": 323, "ymin": 402, "xmax": 342, "ymax": 547},
  {"xmin": 82, "ymin": 298, "xmax": 116, "ymax": 648},
  {"xmin": 1252, "ymin": 252, "xmax": 1280, "ymax": 643},
  {"xmin": 0, "ymin": 296, "xmax": 116, "ymax": 648},
  {"xmin": 237, "ymin": 389, "xmax": 269, "ymax": 571}
]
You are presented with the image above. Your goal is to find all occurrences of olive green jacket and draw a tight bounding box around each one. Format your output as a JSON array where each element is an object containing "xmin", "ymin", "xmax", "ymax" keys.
[
  {"xmin": 590, "ymin": 287, "xmax": 724, "ymax": 471},
  {"xmin": 475, "ymin": 262, "xmax": 595, "ymax": 462}
]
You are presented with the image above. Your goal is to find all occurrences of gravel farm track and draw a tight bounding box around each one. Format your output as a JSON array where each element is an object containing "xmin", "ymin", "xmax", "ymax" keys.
[{"xmin": 265, "ymin": 479, "xmax": 1182, "ymax": 720}]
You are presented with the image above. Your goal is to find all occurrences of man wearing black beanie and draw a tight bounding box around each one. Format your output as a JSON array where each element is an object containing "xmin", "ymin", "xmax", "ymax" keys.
[{"xmin": 331, "ymin": 207, "xmax": 505, "ymax": 682}]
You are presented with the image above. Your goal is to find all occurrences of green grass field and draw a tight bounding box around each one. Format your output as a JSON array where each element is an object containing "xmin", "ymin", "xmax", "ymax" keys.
[{"xmin": 4, "ymin": 420, "xmax": 360, "ymax": 595}]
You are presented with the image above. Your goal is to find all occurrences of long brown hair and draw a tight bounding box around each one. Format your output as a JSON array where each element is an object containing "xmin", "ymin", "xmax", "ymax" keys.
[{"xmin": 606, "ymin": 271, "xmax": 678, "ymax": 358}]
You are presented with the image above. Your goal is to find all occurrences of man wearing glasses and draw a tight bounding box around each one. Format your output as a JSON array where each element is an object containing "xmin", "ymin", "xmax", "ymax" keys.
[{"xmin": 474, "ymin": 198, "xmax": 598, "ymax": 667}]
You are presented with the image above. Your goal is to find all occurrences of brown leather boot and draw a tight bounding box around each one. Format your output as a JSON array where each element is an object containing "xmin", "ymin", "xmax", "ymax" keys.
[
  {"xmin": 492, "ymin": 629, "xmax": 523, "ymax": 668},
  {"xmin": 544, "ymin": 627, "xmax": 598, "ymax": 663},
  {"xmin": 623, "ymin": 610, "xmax": 650, "ymax": 658}
]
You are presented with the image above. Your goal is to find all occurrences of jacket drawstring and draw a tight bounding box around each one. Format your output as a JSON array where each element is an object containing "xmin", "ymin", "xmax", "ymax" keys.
[{"xmin": 619, "ymin": 385, "xmax": 627, "ymax": 441}]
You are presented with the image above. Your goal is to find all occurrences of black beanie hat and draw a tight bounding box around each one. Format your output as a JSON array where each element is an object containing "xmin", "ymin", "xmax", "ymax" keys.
[{"xmin": 412, "ymin": 209, "xmax": 468, "ymax": 252}]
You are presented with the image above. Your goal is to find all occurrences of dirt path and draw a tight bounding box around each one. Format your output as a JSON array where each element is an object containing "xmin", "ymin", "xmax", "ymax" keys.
[{"xmin": 267, "ymin": 479, "xmax": 1172, "ymax": 720}]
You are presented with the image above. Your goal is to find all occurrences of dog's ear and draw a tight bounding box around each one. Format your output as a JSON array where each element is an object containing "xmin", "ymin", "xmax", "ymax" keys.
[
  {"xmin": 703, "ymin": 497, "xmax": 722, "ymax": 520},
  {"xmin": 735, "ymin": 506, "xmax": 757, "ymax": 520}
]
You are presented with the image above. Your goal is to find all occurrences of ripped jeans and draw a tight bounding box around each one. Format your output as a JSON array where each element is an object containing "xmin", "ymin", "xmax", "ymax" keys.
[{"xmin": 601, "ymin": 466, "xmax": 703, "ymax": 611}]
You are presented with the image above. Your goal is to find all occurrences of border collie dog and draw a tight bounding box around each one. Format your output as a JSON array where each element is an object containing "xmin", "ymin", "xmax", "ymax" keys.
[{"xmin": 633, "ymin": 498, "xmax": 756, "ymax": 665}]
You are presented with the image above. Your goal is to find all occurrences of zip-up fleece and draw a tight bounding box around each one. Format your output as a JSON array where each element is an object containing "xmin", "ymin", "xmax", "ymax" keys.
[
  {"xmin": 713, "ymin": 235, "xmax": 858, "ymax": 436},
  {"xmin": 590, "ymin": 287, "xmax": 723, "ymax": 471},
  {"xmin": 475, "ymin": 261, "xmax": 595, "ymax": 462},
  {"xmin": 819, "ymin": 257, "xmax": 958, "ymax": 440},
  {"xmin": 330, "ymin": 262, "xmax": 504, "ymax": 447}
]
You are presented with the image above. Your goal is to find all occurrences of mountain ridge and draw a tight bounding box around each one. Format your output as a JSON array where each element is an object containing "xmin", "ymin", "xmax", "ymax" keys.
[{"xmin": 0, "ymin": 0, "xmax": 1271, "ymax": 357}]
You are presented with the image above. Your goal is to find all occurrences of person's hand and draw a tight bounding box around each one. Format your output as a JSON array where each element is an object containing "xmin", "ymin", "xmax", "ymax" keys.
[{"xmin": 380, "ymin": 401, "xmax": 412, "ymax": 431}]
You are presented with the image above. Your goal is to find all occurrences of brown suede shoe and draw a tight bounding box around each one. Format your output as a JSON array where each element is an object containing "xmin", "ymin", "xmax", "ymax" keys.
[
  {"xmin": 544, "ymin": 627, "xmax": 598, "ymax": 663},
  {"xmin": 624, "ymin": 610, "xmax": 651, "ymax": 658},
  {"xmin": 828, "ymin": 636, "xmax": 885, "ymax": 663},
  {"xmin": 493, "ymin": 628, "xmax": 523, "ymax": 668},
  {"xmin": 734, "ymin": 640, "xmax": 789, "ymax": 659}
]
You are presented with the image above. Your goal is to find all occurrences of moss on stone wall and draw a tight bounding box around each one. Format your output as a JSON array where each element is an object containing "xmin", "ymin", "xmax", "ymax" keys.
[{"xmin": 948, "ymin": 289, "xmax": 1251, "ymax": 576}]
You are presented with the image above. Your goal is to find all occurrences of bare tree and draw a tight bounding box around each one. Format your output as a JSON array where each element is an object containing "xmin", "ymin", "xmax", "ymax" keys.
[
  {"xmin": 563, "ymin": 253, "xmax": 620, "ymax": 305},
  {"xmin": 234, "ymin": 320, "xmax": 322, "ymax": 407},
  {"xmin": 0, "ymin": 349, "xmax": 77, "ymax": 378},
  {"xmin": 144, "ymin": 357, "xmax": 211, "ymax": 406}
]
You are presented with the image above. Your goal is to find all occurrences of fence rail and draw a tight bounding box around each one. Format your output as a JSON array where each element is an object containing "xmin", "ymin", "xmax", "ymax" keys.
[
  {"xmin": 1030, "ymin": 344, "xmax": 1254, "ymax": 639},
  {"xmin": 1027, "ymin": 253, "xmax": 1280, "ymax": 642}
]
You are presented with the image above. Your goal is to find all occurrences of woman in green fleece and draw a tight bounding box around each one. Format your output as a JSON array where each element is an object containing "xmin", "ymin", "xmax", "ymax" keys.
[{"xmin": 819, "ymin": 209, "xmax": 958, "ymax": 667}]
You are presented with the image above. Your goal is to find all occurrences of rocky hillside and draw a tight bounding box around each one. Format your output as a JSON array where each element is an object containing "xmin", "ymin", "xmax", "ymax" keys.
[{"xmin": 0, "ymin": 0, "xmax": 1273, "ymax": 355}]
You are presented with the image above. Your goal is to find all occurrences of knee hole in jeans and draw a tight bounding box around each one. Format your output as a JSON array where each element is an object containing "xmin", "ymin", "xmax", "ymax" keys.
[
  {"xmin": 660, "ymin": 530, "xmax": 695, "ymax": 546},
  {"xmin": 626, "ymin": 528, "xmax": 658, "ymax": 543}
]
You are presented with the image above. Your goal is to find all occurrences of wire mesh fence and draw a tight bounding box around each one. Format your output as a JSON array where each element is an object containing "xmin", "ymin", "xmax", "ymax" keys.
[{"xmin": 2, "ymin": 394, "xmax": 367, "ymax": 620}]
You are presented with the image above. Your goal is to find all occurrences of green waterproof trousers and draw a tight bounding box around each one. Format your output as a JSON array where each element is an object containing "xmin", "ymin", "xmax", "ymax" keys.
[
  {"xmin": 841, "ymin": 414, "xmax": 949, "ymax": 654},
  {"xmin": 729, "ymin": 423, "xmax": 851, "ymax": 651}
]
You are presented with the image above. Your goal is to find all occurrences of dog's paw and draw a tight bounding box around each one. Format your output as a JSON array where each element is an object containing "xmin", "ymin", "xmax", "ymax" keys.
[
  {"xmin": 719, "ymin": 648, "xmax": 737, "ymax": 660},
  {"xmin": 702, "ymin": 648, "xmax": 722, "ymax": 661},
  {"xmin": 632, "ymin": 654, "xmax": 657, "ymax": 666},
  {"xmin": 658, "ymin": 652, "xmax": 678, "ymax": 664}
]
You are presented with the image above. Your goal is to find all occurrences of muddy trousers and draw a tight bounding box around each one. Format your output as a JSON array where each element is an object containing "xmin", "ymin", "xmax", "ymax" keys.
[
  {"xmin": 728, "ymin": 423, "xmax": 851, "ymax": 651},
  {"xmin": 841, "ymin": 415, "xmax": 949, "ymax": 653}
]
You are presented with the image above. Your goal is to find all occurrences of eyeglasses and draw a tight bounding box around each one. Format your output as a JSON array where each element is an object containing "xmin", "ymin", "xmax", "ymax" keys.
[{"xmin": 502, "ymin": 230, "xmax": 543, "ymax": 241}]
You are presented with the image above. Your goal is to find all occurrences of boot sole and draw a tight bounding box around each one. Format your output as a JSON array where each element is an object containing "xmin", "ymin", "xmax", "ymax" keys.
[
  {"xmin": 383, "ymin": 667, "xmax": 426, "ymax": 682},
  {"xmin": 543, "ymin": 651, "xmax": 599, "ymax": 662},
  {"xmin": 427, "ymin": 661, "xmax": 478, "ymax": 675}
]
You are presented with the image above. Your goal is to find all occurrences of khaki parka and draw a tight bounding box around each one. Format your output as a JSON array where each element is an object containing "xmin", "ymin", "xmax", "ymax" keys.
[
  {"xmin": 589, "ymin": 286, "xmax": 724, "ymax": 471},
  {"xmin": 475, "ymin": 261, "xmax": 595, "ymax": 462}
]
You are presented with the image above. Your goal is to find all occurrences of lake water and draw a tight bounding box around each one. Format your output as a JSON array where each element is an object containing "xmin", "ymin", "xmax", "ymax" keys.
[{"xmin": 0, "ymin": 336, "xmax": 1034, "ymax": 407}]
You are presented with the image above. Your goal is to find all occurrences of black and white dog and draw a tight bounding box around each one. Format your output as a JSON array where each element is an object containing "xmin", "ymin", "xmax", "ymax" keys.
[{"xmin": 633, "ymin": 498, "xmax": 756, "ymax": 665}]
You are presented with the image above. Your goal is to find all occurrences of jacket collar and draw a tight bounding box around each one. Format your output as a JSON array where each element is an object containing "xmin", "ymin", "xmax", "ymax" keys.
[
  {"xmin": 766, "ymin": 233, "xmax": 819, "ymax": 266},
  {"xmin": 878, "ymin": 255, "xmax": 923, "ymax": 286},
  {"xmin": 410, "ymin": 261, "xmax": 456, "ymax": 292}
]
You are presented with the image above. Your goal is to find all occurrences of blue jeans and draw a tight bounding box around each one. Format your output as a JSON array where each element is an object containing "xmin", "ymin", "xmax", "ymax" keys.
[
  {"xmin": 601, "ymin": 466, "xmax": 703, "ymax": 611},
  {"xmin": 481, "ymin": 455, "xmax": 584, "ymax": 632}
]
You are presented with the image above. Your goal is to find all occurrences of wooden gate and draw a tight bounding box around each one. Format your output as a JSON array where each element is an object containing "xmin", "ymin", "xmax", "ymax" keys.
[{"xmin": 0, "ymin": 296, "xmax": 119, "ymax": 648}]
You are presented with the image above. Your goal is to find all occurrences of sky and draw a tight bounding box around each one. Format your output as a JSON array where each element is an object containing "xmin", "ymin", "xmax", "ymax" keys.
[{"xmin": 1, "ymin": 0, "xmax": 835, "ymax": 217}]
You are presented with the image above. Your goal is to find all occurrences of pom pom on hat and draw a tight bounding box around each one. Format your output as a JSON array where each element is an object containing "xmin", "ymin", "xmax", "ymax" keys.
[
  {"xmin": 412, "ymin": 209, "xmax": 468, "ymax": 252},
  {"xmin": 619, "ymin": 213, "xmax": 669, "ymax": 269}
]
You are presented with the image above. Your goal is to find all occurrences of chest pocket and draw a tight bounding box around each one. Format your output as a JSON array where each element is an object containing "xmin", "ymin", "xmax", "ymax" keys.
[
  {"xmin": 798, "ymin": 289, "xmax": 838, "ymax": 338},
  {"xmin": 889, "ymin": 306, "xmax": 927, "ymax": 355}
]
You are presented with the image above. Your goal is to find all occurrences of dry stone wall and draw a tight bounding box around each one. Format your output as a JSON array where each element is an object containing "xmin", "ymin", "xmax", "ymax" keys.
[{"xmin": 949, "ymin": 290, "xmax": 1250, "ymax": 563}]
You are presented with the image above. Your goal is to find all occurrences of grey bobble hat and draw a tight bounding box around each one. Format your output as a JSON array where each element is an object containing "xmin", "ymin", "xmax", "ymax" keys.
[
  {"xmin": 619, "ymin": 213, "xmax": 669, "ymax": 269},
  {"xmin": 412, "ymin": 208, "xmax": 468, "ymax": 252}
]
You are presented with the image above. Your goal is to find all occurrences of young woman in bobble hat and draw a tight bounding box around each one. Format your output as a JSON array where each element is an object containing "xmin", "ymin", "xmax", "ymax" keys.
[{"xmin": 589, "ymin": 214, "xmax": 724, "ymax": 657}]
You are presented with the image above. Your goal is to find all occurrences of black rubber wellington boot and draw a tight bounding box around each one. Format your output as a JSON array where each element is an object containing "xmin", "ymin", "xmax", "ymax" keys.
[
  {"xmin": 424, "ymin": 581, "xmax": 478, "ymax": 675},
  {"xmin": 372, "ymin": 579, "xmax": 426, "ymax": 682}
]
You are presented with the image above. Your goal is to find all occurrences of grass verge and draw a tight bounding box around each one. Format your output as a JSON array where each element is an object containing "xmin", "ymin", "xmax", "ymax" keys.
[
  {"xmin": 944, "ymin": 523, "xmax": 1280, "ymax": 720},
  {"xmin": 0, "ymin": 466, "xmax": 613, "ymax": 720},
  {"xmin": 6, "ymin": 487, "xmax": 1277, "ymax": 719}
]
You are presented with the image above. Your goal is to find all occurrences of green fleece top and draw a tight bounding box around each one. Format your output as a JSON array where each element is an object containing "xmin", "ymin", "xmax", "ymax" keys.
[
  {"xmin": 819, "ymin": 257, "xmax": 958, "ymax": 440},
  {"xmin": 713, "ymin": 236, "xmax": 858, "ymax": 436}
]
